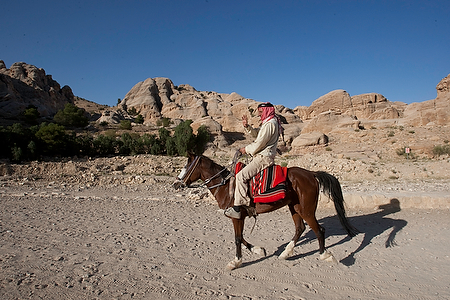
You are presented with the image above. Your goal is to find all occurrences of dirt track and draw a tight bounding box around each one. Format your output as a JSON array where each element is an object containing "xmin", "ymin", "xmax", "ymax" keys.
[{"xmin": 1, "ymin": 175, "xmax": 449, "ymax": 299}]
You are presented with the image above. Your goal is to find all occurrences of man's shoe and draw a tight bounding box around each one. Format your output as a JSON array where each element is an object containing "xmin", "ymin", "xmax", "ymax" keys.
[{"xmin": 224, "ymin": 206, "xmax": 241, "ymax": 219}]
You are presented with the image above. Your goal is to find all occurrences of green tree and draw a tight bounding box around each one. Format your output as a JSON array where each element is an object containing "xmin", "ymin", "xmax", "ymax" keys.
[
  {"xmin": 166, "ymin": 137, "xmax": 177, "ymax": 156},
  {"xmin": 173, "ymin": 120, "xmax": 195, "ymax": 156},
  {"xmin": 118, "ymin": 132, "xmax": 142, "ymax": 155},
  {"xmin": 158, "ymin": 127, "xmax": 171, "ymax": 153},
  {"xmin": 193, "ymin": 125, "xmax": 210, "ymax": 155},
  {"xmin": 93, "ymin": 134, "xmax": 117, "ymax": 156},
  {"xmin": 27, "ymin": 140, "xmax": 37, "ymax": 160},
  {"xmin": 53, "ymin": 103, "xmax": 89, "ymax": 127},
  {"xmin": 75, "ymin": 134, "xmax": 95, "ymax": 157},
  {"xmin": 22, "ymin": 105, "xmax": 40, "ymax": 125},
  {"xmin": 35, "ymin": 123, "xmax": 68, "ymax": 155},
  {"xmin": 140, "ymin": 133, "xmax": 157, "ymax": 154}
]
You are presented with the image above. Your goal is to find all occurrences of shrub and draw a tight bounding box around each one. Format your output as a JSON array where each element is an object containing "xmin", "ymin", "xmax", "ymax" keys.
[
  {"xmin": 432, "ymin": 144, "xmax": 450, "ymax": 156},
  {"xmin": 93, "ymin": 134, "xmax": 117, "ymax": 156},
  {"xmin": 11, "ymin": 144, "xmax": 23, "ymax": 162},
  {"xmin": 120, "ymin": 120, "xmax": 132, "ymax": 130},
  {"xmin": 119, "ymin": 132, "xmax": 143, "ymax": 155},
  {"xmin": 75, "ymin": 134, "xmax": 94, "ymax": 156},
  {"xmin": 165, "ymin": 137, "xmax": 177, "ymax": 156},
  {"xmin": 157, "ymin": 117, "xmax": 171, "ymax": 127},
  {"xmin": 128, "ymin": 107, "xmax": 138, "ymax": 116},
  {"xmin": 396, "ymin": 147, "xmax": 415, "ymax": 159},
  {"xmin": 134, "ymin": 114, "xmax": 144, "ymax": 124}
]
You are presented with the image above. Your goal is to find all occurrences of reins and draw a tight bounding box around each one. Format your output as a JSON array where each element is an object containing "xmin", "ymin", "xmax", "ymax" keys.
[
  {"xmin": 180, "ymin": 152, "xmax": 258, "ymax": 233},
  {"xmin": 181, "ymin": 151, "xmax": 242, "ymax": 191}
]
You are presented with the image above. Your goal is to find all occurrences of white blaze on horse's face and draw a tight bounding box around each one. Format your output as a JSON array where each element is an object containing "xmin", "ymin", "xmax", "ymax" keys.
[{"xmin": 177, "ymin": 168, "xmax": 187, "ymax": 181}]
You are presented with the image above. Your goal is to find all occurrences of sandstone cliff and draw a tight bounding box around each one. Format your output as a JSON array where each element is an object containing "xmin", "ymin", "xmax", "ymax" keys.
[{"xmin": 0, "ymin": 61, "xmax": 74, "ymax": 120}]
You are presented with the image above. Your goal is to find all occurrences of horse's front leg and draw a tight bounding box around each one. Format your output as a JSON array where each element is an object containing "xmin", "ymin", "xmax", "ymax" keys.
[
  {"xmin": 279, "ymin": 206, "xmax": 306, "ymax": 260},
  {"xmin": 226, "ymin": 219, "xmax": 245, "ymax": 270},
  {"xmin": 241, "ymin": 237, "xmax": 267, "ymax": 257}
]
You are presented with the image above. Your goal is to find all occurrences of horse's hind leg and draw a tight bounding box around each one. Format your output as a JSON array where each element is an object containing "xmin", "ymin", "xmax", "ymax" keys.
[
  {"xmin": 303, "ymin": 215, "xmax": 335, "ymax": 261},
  {"xmin": 303, "ymin": 215, "xmax": 326, "ymax": 254},
  {"xmin": 279, "ymin": 206, "xmax": 306, "ymax": 260}
]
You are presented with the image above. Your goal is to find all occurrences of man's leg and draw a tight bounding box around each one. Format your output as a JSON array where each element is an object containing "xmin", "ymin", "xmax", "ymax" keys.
[{"xmin": 225, "ymin": 156, "xmax": 274, "ymax": 218}]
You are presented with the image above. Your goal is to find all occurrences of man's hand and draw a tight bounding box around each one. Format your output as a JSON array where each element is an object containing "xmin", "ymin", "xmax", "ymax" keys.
[
  {"xmin": 239, "ymin": 147, "xmax": 246, "ymax": 154},
  {"xmin": 242, "ymin": 115, "xmax": 249, "ymax": 128}
]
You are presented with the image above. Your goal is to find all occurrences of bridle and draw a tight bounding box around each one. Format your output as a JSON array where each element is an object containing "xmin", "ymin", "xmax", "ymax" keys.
[
  {"xmin": 177, "ymin": 156, "xmax": 201, "ymax": 185},
  {"xmin": 177, "ymin": 154, "xmax": 239, "ymax": 190}
]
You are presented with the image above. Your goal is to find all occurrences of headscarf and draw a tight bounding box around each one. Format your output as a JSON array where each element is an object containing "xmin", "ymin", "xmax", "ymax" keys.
[{"xmin": 258, "ymin": 102, "xmax": 284, "ymax": 138}]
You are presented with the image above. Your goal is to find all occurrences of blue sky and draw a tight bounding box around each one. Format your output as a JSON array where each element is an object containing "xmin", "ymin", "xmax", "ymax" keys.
[{"xmin": 2, "ymin": 0, "xmax": 449, "ymax": 108}]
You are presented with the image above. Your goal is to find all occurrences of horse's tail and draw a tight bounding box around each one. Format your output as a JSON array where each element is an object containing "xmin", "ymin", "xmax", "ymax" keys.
[{"xmin": 314, "ymin": 171, "xmax": 359, "ymax": 237}]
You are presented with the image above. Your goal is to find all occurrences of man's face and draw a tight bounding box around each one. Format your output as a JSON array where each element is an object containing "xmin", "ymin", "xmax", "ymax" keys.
[{"xmin": 257, "ymin": 107, "xmax": 263, "ymax": 117}]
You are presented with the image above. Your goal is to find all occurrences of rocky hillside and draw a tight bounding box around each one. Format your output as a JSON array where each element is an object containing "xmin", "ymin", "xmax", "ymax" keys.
[
  {"xmin": 104, "ymin": 73, "xmax": 450, "ymax": 157},
  {"xmin": 1, "ymin": 60, "xmax": 449, "ymax": 160}
]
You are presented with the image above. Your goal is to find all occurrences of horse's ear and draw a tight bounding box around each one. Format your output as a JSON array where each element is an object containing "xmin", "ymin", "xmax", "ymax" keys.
[{"xmin": 187, "ymin": 151, "xmax": 196, "ymax": 159}]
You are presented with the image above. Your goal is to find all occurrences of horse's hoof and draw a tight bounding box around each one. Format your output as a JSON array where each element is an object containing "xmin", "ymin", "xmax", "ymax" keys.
[
  {"xmin": 252, "ymin": 246, "xmax": 266, "ymax": 257},
  {"xmin": 225, "ymin": 257, "xmax": 242, "ymax": 270},
  {"xmin": 279, "ymin": 241, "xmax": 295, "ymax": 260},
  {"xmin": 279, "ymin": 250, "xmax": 293, "ymax": 260},
  {"xmin": 319, "ymin": 251, "xmax": 336, "ymax": 263}
]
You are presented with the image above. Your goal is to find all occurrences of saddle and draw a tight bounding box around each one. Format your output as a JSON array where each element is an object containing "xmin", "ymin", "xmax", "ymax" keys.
[{"xmin": 235, "ymin": 162, "xmax": 288, "ymax": 203}]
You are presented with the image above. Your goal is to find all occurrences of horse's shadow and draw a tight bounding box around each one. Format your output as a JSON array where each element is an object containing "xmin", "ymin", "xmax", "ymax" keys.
[{"xmin": 269, "ymin": 198, "xmax": 407, "ymax": 267}]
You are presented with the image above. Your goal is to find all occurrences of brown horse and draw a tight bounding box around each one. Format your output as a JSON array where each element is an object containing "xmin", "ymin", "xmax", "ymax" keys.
[{"xmin": 175, "ymin": 153, "xmax": 358, "ymax": 270}]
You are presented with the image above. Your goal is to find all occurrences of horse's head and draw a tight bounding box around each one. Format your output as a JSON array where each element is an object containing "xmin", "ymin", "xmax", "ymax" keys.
[{"xmin": 173, "ymin": 153, "xmax": 202, "ymax": 189}]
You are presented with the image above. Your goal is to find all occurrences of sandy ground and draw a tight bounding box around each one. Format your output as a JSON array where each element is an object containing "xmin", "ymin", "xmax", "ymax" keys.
[{"xmin": 1, "ymin": 174, "xmax": 449, "ymax": 300}]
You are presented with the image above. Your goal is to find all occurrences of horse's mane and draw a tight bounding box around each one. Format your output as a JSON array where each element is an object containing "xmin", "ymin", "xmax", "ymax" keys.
[{"xmin": 201, "ymin": 155, "xmax": 231, "ymax": 179}]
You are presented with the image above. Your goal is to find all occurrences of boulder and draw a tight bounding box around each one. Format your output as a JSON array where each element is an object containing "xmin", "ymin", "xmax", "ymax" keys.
[
  {"xmin": 291, "ymin": 131, "xmax": 329, "ymax": 149},
  {"xmin": 191, "ymin": 116, "xmax": 222, "ymax": 135},
  {"xmin": 301, "ymin": 111, "xmax": 360, "ymax": 134},
  {"xmin": 97, "ymin": 109, "xmax": 130, "ymax": 124}
]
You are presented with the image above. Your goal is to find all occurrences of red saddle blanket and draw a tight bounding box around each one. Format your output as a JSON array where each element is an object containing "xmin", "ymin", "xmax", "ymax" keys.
[{"xmin": 235, "ymin": 162, "xmax": 288, "ymax": 203}]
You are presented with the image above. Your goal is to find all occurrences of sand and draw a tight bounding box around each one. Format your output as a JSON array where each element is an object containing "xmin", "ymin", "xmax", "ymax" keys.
[{"xmin": 1, "ymin": 174, "xmax": 449, "ymax": 300}]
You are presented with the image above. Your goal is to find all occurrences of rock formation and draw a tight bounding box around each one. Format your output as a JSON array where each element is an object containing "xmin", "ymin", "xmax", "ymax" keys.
[
  {"xmin": 0, "ymin": 61, "xmax": 74, "ymax": 119},
  {"xmin": 1, "ymin": 60, "xmax": 449, "ymax": 154},
  {"xmin": 293, "ymin": 89, "xmax": 405, "ymax": 121},
  {"xmin": 401, "ymin": 73, "xmax": 450, "ymax": 126}
]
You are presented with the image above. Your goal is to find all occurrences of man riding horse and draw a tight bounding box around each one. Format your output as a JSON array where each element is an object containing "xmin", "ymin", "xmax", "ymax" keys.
[{"xmin": 224, "ymin": 102, "xmax": 284, "ymax": 219}]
